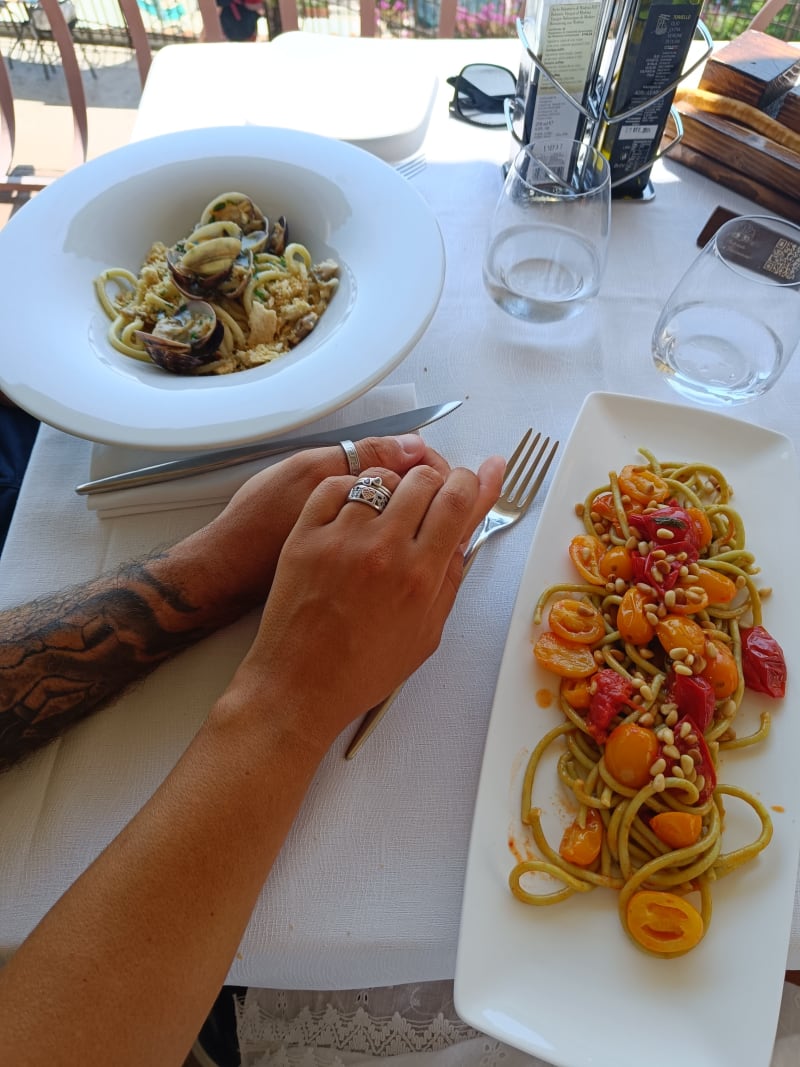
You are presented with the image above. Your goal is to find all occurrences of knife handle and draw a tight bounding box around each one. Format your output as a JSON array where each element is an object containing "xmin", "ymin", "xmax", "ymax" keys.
[{"xmin": 75, "ymin": 437, "xmax": 338, "ymax": 495}]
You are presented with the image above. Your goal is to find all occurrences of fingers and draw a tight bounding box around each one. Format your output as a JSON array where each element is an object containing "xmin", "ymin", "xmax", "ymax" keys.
[
  {"xmin": 353, "ymin": 435, "xmax": 451, "ymax": 479},
  {"xmin": 415, "ymin": 456, "xmax": 505, "ymax": 556},
  {"xmin": 297, "ymin": 467, "xmax": 402, "ymax": 527},
  {"xmin": 292, "ymin": 452, "xmax": 504, "ymax": 562},
  {"xmin": 471, "ymin": 455, "xmax": 506, "ymax": 533}
]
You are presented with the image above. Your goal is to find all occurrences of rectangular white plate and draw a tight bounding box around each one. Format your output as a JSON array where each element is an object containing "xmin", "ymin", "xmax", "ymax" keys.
[{"xmin": 455, "ymin": 392, "xmax": 800, "ymax": 1067}]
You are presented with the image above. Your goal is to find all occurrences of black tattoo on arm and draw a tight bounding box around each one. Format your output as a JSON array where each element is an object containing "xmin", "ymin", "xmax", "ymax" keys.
[{"xmin": 0, "ymin": 555, "xmax": 221, "ymax": 772}]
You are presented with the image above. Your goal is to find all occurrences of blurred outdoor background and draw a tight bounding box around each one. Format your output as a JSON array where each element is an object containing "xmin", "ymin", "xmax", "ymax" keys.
[
  {"xmin": 0, "ymin": 0, "xmax": 795, "ymax": 222},
  {"xmin": 1, "ymin": 0, "xmax": 797, "ymax": 67}
]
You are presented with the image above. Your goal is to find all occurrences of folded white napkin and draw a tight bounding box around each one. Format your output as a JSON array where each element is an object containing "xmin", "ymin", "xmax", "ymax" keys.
[{"xmin": 87, "ymin": 384, "xmax": 417, "ymax": 518}]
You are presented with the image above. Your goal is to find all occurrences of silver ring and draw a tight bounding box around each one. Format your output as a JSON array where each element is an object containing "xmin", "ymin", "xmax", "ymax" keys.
[
  {"xmin": 347, "ymin": 475, "xmax": 393, "ymax": 514},
  {"xmin": 340, "ymin": 439, "xmax": 361, "ymax": 477}
]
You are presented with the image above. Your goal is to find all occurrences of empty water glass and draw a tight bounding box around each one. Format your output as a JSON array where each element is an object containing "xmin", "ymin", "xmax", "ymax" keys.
[
  {"xmin": 482, "ymin": 139, "xmax": 611, "ymax": 323},
  {"xmin": 652, "ymin": 214, "xmax": 800, "ymax": 406}
]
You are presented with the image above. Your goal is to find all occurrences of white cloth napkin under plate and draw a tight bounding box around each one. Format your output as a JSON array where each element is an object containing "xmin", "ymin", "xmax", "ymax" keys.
[{"xmin": 86, "ymin": 384, "xmax": 417, "ymax": 518}]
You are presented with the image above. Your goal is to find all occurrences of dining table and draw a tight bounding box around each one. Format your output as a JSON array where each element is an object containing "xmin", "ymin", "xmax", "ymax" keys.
[{"xmin": 1, "ymin": 26, "xmax": 800, "ymax": 1066}]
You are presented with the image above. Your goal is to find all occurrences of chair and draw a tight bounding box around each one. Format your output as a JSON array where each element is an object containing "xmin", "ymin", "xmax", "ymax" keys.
[
  {"xmin": 118, "ymin": 0, "xmax": 225, "ymax": 89},
  {"xmin": 748, "ymin": 0, "xmax": 790, "ymax": 33},
  {"xmin": 0, "ymin": 0, "xmax": 87, "ymax": 196},
  {"xmin": 9, "ymin": 0, "xmax": 97, "ymax": 81}
]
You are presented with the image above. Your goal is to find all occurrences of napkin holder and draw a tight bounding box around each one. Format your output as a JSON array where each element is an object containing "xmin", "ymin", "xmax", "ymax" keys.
[{"xmin": 508, "ymin": 0, "xmax": 713, "ymax": 201}]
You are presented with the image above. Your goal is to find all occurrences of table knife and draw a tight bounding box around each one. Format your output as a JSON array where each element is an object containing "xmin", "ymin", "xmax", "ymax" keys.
[{"xmin": 75, "ymin": 401, "xmax": 462, "ymax": 496}]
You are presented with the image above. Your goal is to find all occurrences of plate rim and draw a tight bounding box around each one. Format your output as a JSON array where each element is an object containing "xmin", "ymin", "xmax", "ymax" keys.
[
  {"xmin": 0, "ymin": 126, "xmax": 445, "ymax": 450},
  {"xmin": 454, "ymin": 390, "xmax": 800, "ymax": 1067}
]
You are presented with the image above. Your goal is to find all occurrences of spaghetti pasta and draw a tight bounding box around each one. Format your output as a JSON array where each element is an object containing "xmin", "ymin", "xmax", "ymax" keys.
[
  {"xmin": 94, "ymin": 191, "xmax": 339, "ymax": 376},
  {"xmin": 511, "ymin": 450, "xmax": 786, "ymax": 957}
]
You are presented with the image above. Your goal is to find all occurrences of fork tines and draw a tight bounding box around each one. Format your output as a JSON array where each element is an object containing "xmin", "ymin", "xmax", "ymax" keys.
[{"xmin": 505, "ymin": 429, "xmax": 559, "ymax": 507}]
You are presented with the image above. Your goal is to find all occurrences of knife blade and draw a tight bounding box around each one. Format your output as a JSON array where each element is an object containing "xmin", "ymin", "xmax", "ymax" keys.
[{"xmin": 75, "ymin": 401, "xmax": 463, "ymax": 496}]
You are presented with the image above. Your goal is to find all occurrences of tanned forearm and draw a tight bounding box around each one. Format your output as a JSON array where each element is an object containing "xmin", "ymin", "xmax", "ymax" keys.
[
  {"xmin": 0, "ymin": 667, "xmax": 327, "ymax": 1067},
  {"xmin": 0, "ymin": 533, "xmax": 255, "ymax": 773}
]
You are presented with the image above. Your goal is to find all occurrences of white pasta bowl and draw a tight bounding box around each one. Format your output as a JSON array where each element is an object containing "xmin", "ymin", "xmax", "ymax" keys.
[{"xmin": 0, "ymin": 126, "xmax": 445, "ymax": 450}]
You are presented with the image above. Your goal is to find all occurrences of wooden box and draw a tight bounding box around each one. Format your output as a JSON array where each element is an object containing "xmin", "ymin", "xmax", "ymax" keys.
[{"xmin": 664, "ymin": 30, "xmax": 800, "ymax": 223}]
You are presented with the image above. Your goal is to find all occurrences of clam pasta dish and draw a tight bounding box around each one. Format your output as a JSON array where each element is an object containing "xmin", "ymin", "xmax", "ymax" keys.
[{"xmin": 94, "ymin": 192, "xmax": 340, "ymax": 376}]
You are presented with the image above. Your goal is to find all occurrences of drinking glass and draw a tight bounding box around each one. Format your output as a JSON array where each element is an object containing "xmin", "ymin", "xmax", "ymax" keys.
[
  {"xmin": 652, "ymin": 215, "xmax": 800, "ymax": 406},
  {"xmin": 482, "ymin": 139, "xmax": 611, "ymax": 323}
]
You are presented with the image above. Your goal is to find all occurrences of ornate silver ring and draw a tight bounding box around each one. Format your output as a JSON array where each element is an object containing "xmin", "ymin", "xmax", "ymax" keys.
[
  {"xmin": 347, "ymin": 475, "xmax": 393, "ymax": 514},
  {"xmin": 340, "ymin": 439, "xmax": 361, "ymax": 477}
]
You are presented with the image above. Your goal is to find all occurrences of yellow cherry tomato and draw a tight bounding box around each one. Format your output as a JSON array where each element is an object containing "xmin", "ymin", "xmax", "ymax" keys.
[
  {"xmin": 667, "ymin": 587, "xmax": 710, "ymax": 615},
  {"xmin": 561, "ymin": 677, "xmax": 592, "ymax": 710},
  {"xmin": 618, "ymin": 465, "xmax": 670, "ymax": 505},
  {"xmin": 701, "ymin": 639, "xmax": 739, "ymax": 699},
  {"xmin": 549, "ymin": 598, "xmax": 606, "ymax": 645},
  {"xmin": 598, "ymin": 545, "xmax": 634, "ymax": 582},
  {"xmin": 686, "ymin": 507, "xmax": 713, "ymax": 549},
  {"xmin": 655, "ymin": 615, "xmax": 706, "ymax": 659},
  {"xmin": 604, "ymin": 722, "xmax": 659, "ymax": 789},
  {"xmin": 691, "ymin": 566, "xmax": 738, "ymax": 605},
  {"xmin": 650, "ymin": 812, "xmax": 703, "ymax": 850},
  {"xmin": 616, "ymin": 586, "xmax": 656, "ymax": 646},
  {"xmin": 533, "ymin": 632, "xmax": 597, "ymax": 678},
  {"xmin": 559, "ymin": 808, "xmax": 603, "ymax": 867},
  {"xmin": 568, "ymin": 535, "xmax": 606, "ymax": 586},
  {"xmin": 626, "ymin": 890, "xmax": 704, "ymax": 955}
]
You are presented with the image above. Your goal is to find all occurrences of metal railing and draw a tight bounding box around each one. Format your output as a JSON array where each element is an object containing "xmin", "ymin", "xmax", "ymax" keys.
[{"xmin": 0, "ymin": 0, "xmax": 796, "ymax": 59}]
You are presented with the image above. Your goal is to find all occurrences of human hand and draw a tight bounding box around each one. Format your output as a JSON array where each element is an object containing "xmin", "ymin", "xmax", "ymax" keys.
[
  {"xmin": 232, "ymin": 455, "xmax": 505, "ymax": 753},
  {"xmin": 182, "ymin": 435, "xmax": 451, "ymax": 614}
]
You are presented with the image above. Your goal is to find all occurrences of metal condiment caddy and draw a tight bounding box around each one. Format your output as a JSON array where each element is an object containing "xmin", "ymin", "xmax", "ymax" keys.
[{"xmin": 507, "ymin": 0, "xmax": 714, "ymax": 199}]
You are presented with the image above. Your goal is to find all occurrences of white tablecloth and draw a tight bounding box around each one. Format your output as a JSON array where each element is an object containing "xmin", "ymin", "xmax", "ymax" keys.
[{"xmin": 2, "ymin": 37, "xmax": 800, "ymax": 997}]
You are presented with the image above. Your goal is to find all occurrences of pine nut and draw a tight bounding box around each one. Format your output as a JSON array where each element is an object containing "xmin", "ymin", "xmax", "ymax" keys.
[{"xmin": 674, "ymin": 662, "xmax": 693, "ymax": 676}]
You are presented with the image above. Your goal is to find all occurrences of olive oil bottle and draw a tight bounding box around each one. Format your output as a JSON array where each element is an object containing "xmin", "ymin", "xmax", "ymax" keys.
[
  {"xmin": 600, "ymin": 0, "xmax": 703, "ymax": 197},
  {"xmin": 510, "ymin": 0, "xmax": 609, "ymax": 174}
]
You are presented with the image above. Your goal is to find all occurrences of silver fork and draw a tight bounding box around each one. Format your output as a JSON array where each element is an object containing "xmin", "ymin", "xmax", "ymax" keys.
[{"xmin": 344, "ymin": 428, "xmax": 559, "ymax": 759}]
